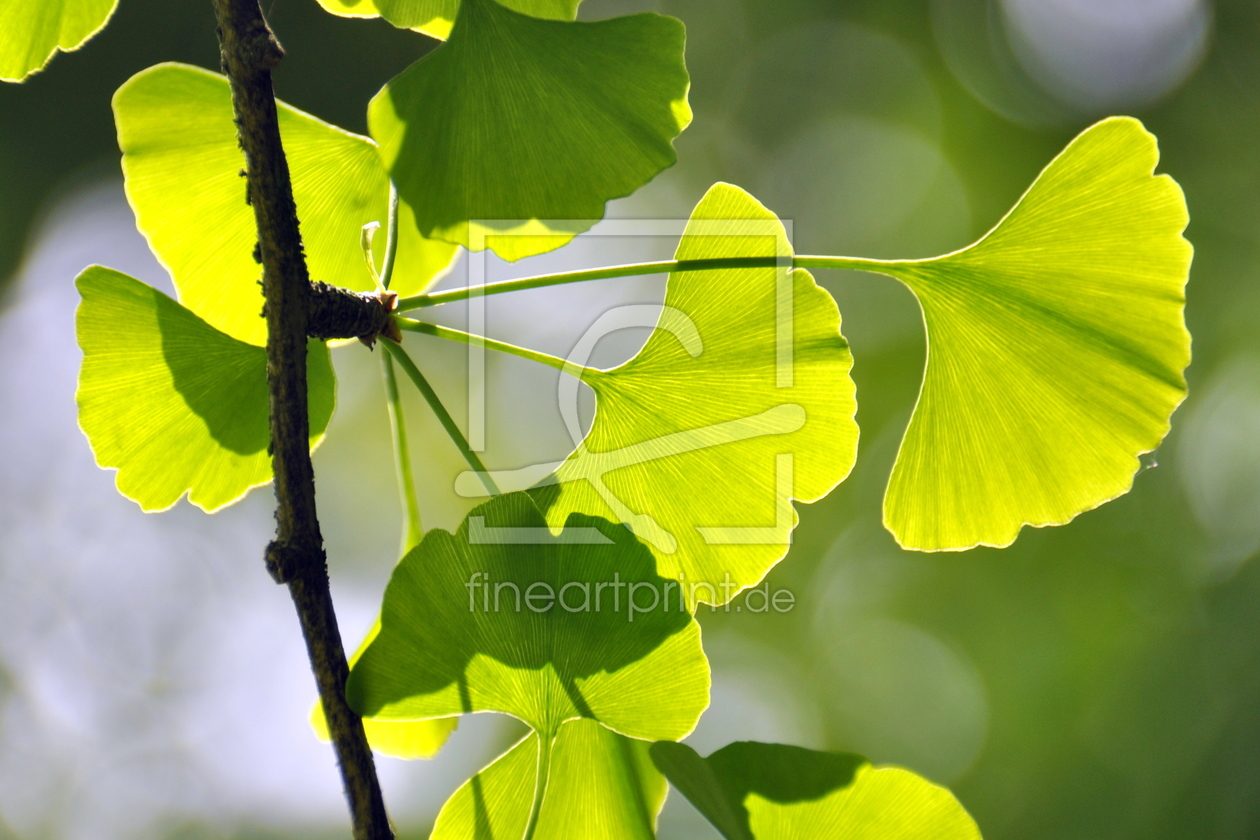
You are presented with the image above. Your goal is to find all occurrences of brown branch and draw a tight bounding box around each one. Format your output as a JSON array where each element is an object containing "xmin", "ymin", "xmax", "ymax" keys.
[{"xmin": 212, "ymin": 2, "xmax": 394, "ymax": 838}]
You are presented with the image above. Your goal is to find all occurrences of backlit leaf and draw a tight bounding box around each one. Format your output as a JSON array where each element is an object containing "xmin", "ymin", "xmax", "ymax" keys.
[
  {"xmin": 346, "ymin": 492, "xmax": 709, "ymax": 740},
  {"xmin": 114, "ymin": 62, "xmax": 457, "ymax": 346},
  {"xmin": 0, "ymin": 0, "xmax": 117, "ymax": 82},
  {"xmin": 310, "ymin": 0, "xmax": 580, "ymax": 41},
  {"xmin": 368, "ymin": 0, "xmax": 691, "ymax": 260},
  {"xmin": 877, "ymin": 117, "xmax": 1192, "ymax": 551},
  {"xmin": 432, "ymin": 719, "xmax": 666, "ymax": 840},
  {"xmin": 651, "ymin": 741, "xmax": 982, "ymax": 840},
  {"xmin": 75, "ymin": 266, "xmax": 335, "ymax": 512},
  {"xmin": 517, "ymin": 183, "xmax": 857, "ymax": 605}
]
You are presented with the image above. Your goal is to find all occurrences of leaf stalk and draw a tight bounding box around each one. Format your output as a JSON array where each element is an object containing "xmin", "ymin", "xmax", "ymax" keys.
[
  {"xmin": 380, "ymin": 183, "xmax": 402, "ymax": 291},
  {"xmin": 381, "ymin": 353, "xmax": 424, "ymax": 553},
  {"xmin": 522, "ymin": 732, "xmax": 556, "ymax": 840},
  {"xmin": 381, "ymin": 339, "xmax": 502, "ymax": 497},
  {"xmin": 396, "ymin": 254, "xmax": 899, "ymax": 310},
  {"xmin": 395, "ymin": 317, "xmax": 583, "ymax": 375}
]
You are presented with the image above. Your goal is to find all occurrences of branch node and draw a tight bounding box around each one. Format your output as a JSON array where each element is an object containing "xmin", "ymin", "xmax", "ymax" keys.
[{"xmin": 265, "ymin": 540, "xmax": 326, "ymax": 584}]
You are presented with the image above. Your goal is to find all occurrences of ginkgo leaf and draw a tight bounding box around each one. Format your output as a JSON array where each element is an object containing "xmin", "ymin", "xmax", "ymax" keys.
[
  {"xmin": 114, "ymin": 62, "xmax": 457, "ymax": 347},
  {"xmin": 877, "ymin": 116, "xmax": 1192, "ymax": 551},
  {"xmin": 517, "ymin": 183, "xmax": 857, "ymax": 605},
  {"xmin": 650, "ymin": 741, "xmax": 982, "ymax": 840},
  {"xmin": 346, "ymin": 492, "xmax": 709, "ymax": 741},
  {"xmin": 75, "ymin": 266, "xmax": 335, "ymax": 512},
  {"xmin": 368, "ymin": 0, "xmax": 691, "ymax": 261},
  {"xmin": 432, "ymin": 719, "xmax": 666, "ymax": 840},
  {"xmin": 311, "ymin": 0, "xmax": 580, "ymax": 41},
  {"xmin": 0, "ymin": 0, "xmax": 117, "ymax": 82},
  {"xmin": 310, "ymin": 617, "xmax": 458, "ymax": 760}
]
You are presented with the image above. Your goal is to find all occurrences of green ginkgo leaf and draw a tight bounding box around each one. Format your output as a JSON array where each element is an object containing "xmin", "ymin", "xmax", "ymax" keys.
[
  {"xmin": 346, "ymin": 491, "xmax": 709, "ymax": 741},
  {"xmin": 877, "ymin": 116, "xmax": 1192, "ymax": 551},
  {"xmin": 0, "ymin": 0, "xmax": 117, "ymax": 82},
  {"xmin": 310, "ymin": 0, "xmax": 580, "ymax": 41},
  {"xmin": 432, "ymin": 719, "xmax": 666, "ymax": 840},
  {"xmin": 75, "ymin": 266, "xmax": 335, "ymax": 512},
  {"xmin": 519, "ymin": 183, "xmax": 856, "ymax": 605},
  {"xmin": 650, "ymin": 741, "xmax": 982, "ymax": 840},
  {"xmin": 114, "ymin": 62, "xmax": 457, "ymax": 347},
  {"xmin": 368, "ymin": 0, "xmax": 691, "ymax": 261}
]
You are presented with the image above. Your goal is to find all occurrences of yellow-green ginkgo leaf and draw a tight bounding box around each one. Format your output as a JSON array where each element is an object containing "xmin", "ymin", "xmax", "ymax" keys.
[
  {"xmin": 346, "ymin": 492, "xmax": 709, "ymax": 741},
  {"xmin": 114, "ymin": 62, "xmax": 457, "ymax": 346},
  {"xmin": 472, "ymin": 183, "xmax": 856, "ymax": 605},
  {"xmin": 310, "ymin": 0, "xmax": 580, "ymax": 41},
  {"xmin": 75, "ymin": 266, "xmax": 335, "ymax": 512},
  {"xmin": 368, "ymin": 0, "xmax": 691, "ymax": 261},
  {"xmin": 310, "ymin": 617, "xmax": 459, "ymax": 760},
  {"xmin": 650, "ymin": 741, "xmax": 982, "ymax": 840},
  {"xmin": 0, "ymin": 0, "xmax": 117, "ymax": 82},
  {"xmin": 432, "ymin": 719, "xmax": 666, "ymax": 840},
  {"xmin": 876, "ymin": 117, "xmax": 1192, "ymax": 551}
]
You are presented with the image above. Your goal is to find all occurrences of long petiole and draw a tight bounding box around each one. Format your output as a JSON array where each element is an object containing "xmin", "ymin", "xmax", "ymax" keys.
[
  {"xmin": 395, "ymin": 317, "xmax": 587, "ymax": 376},
  {"xmin": 396, "ymin": 254, "xmax": 899, "ymax": 311},
  {"xmin": 381, "ymin": 339, "xmax": 502, "ymax": 497},
  {"xmin": 521, "ymin": 731, "xmax": 555, "ymax": 840},
  {"xmin": 375, "ymin": 182, "xmax": 424, "ymax": 555},
  {"xmin": 380, "ymin": 353, "xmax": 423, "ymax": 554}
]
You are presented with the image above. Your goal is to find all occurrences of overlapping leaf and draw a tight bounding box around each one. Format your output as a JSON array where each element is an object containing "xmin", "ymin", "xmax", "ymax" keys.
[
  {"xmin": 311, "ymin": 0, "xmax": 580, "ymax": 40},
  {"xmin": 0, "ymin": 0, "xmax": 117, "ymax": 82},
  {"xmin": 432, "ymin": 719, "xmax": 666, "ymax": 840},
  {"xmin": 877, "ymin": 117, "xmax": 1192, "ymax": 551},
  {"xmin": 346, "ymin": 492, "xmax": 709, "ymax": 739},
  {"xmin": 368, "ymin": 0, "xmax": 691, "ymax": 260},
  {"xmin": 651, "ymin": 741, "xmax": 982, "ymax": 840},
  {"xmin": 75, "ymin": 266, "xmax": 335, "ymax": 512},
  {"xmin": 524, "ymin": 183, "xmax": 857, "ymax": 604},
  {"xmin": 114, "ymin": 62, "xmax": 457, "ymax": 346}
]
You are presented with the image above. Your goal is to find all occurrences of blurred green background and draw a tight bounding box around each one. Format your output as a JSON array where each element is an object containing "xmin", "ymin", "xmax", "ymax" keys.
[{"xmin": 2, "ymin": 0, "xmax": 1258, "ymax": 838}]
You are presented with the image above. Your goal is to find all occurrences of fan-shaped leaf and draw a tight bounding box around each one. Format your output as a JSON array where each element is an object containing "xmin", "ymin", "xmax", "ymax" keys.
[
  {"xmin": 878, "ymin": 117, "xmax": 1192, "ymax": 551},
  {"xmin": 0, "ymin": 0, "xmax": 117, "ymax": 82},
  {"xmin": 432, "ymin": 719, "xmax": 666, "ymax": 840},
  {"xmin": 75, "ymin": 266, "xmax": 335, "ymax": 512},
  {"xmin": 114, "ymin": 62, "xmax": 457, "ymax": 346},
  {"xmin": 368, "ymin": 0, "xmax": 691, "ymax": 261},
  {"xmin": 311, "ymin": 0, "xmax": 580, "ymax": 41},
  {"xmin": 520, "ymin": 183, "xmax": 857, "ymax": 605},
  {"xmin": 346, "ymin": 492, "xmax": 709, "ymax": 740},
  {"xmin": 651, "ymin": 741, "xmax": 981, "ymax": 840}
]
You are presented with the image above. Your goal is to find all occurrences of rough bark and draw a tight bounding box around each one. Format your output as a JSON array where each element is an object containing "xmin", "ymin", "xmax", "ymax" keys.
[{"xmin": 211, "ymin": 2, "xmax": 394, "ymax": 838}]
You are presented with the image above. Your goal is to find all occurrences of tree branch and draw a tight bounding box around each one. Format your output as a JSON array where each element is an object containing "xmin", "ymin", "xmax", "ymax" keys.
[{"xmin": 211, "ymin": 2, "xmax": 394, "ymax": 838}]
